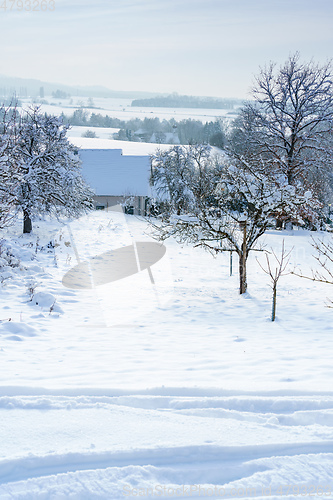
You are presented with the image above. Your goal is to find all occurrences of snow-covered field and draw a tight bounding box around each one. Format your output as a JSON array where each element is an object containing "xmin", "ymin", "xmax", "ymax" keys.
[
  {"xmin": 66, "ymin": 126, "xmax": 120, "ymax": 141},
  {"xmin": 22, "ymin": 96, "xmax": 236, "ymax": 124},
  {"xmin": 69, "ymin": 136, "xmax": 177, "ymax": 156},
  {"xmin": 0, "ymin": 210, "xmax": 332, "ymax": 499}
]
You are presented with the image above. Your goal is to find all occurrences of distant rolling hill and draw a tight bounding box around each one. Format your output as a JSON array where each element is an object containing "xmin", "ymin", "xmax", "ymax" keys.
[{"xmin": 0, "ymin": 74, "xmax": 164, "ymax": 100}]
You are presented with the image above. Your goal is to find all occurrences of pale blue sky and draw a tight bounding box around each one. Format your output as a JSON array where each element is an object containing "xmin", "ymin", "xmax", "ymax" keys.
[{"xmin": 1, "ymin": 0, "xmax": 332, "ymax": 97}]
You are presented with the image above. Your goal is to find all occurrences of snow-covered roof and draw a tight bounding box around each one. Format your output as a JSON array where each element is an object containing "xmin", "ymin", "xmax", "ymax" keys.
[
  {"xmin": 70, "ymin": 137, "xmax": 174, "ymax": 156},
  {"xmin": 79, "ymin": 148, "xmax": 151, "ymax": 197}
]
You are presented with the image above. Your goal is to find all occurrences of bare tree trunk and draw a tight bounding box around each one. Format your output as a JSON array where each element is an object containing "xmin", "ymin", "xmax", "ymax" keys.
[
  {"xmin": 276, "ymin": 219, "xmax": 283, "ymax": 229},
  {"xmin": 272, "ymin": 284, "xmax": 277, "ymax": 321},
  {"xmin": 23, "ymin": 209, "xmax": 32, "ymax": 233},
  {"xmin": 239, "ymin": 251, "xmax": 247, "ymax": 294}
]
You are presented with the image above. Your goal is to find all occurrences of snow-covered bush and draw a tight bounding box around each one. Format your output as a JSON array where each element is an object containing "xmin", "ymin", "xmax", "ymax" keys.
[{"xmin": 0, "ymin": 240, "xmax": 21, "ymax": 269}]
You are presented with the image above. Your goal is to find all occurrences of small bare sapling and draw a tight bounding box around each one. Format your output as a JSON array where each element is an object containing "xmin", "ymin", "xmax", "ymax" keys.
[
  {"xmin": 257, "ymin": 241, "xmax": 292, "ymax": 321},
  {"xmin": 26, "ymin": 280, "xmax": 39, "ymax": 300}
]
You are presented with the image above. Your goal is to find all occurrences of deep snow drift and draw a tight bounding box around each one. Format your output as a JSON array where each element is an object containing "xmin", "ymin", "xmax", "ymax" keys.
[{"xmin": 0, "ymin": 210, "xmax": 332, "ymax": 499}]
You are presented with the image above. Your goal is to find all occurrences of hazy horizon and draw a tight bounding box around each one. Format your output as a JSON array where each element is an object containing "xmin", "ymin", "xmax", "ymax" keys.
[
  {"xmin": 1, "ymin": 0, "xmax": 332, "ymax": 99},
  {"xmin": 0, "ymin": 73, "xmax": 245, "ymax": 100}
]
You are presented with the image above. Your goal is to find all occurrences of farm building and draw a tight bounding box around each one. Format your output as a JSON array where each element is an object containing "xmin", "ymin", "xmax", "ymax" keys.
[{"xmin": 78, "ymin": 147, "xmax": 152, "ymax": 215}]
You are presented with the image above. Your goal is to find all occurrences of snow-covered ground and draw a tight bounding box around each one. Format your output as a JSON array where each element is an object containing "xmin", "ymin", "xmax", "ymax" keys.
[
  {"xmin": 66, "ymin": 126, "xmax": 120, "ymax": 141},
  {"xmin": 69, "ymin": 136, "xmax": 177, "ymax": 155},
  {"xmin": 0, "ymin": 210, "xmax": 332, "ymax": 499}
]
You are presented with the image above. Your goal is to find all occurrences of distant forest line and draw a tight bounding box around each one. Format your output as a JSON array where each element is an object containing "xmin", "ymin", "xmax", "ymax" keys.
[
  {"xmin": 131, "ymin": 94, "xmax": 244, "ymax": 109},
  {"xmin": 62, "ymin": 108, "xmax": 227, "ymax": 147}
]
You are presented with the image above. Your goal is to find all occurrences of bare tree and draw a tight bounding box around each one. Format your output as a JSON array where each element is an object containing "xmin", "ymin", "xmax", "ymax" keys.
[
  {"xmin": 150, "ymin": 145, "xmax": 211, "ymax": 216},
  {"xmin": 229, "ymin": 53, "xmax": 333, "ymax": 224},
  {"xmin": 257, "ymin": 241, "xmax": 292, "ymax": 321},
  {"xmin": 0, "ymin": 103, "xmax": 21, "ymax": 229},
  {"xmin": 11, "ymin": 107, "xmax": 94, "ymax": 233},
  {"xmin": 150, "ymin": 145, "xmax": 311, "ymax": 294}
]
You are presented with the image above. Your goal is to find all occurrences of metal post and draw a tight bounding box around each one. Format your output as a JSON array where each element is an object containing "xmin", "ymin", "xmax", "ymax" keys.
[{"xmin": 238, "ymin": 218, "xmax": 247, "ymax": 294}]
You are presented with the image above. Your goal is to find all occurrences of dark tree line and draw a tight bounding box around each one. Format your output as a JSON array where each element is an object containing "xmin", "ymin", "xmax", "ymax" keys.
[
  {"xmin": 132, "ymin": 94, "xmax": 242, "ymax": 109},
  {"xmin": 63, "ymin": 109, "xmax": 226, "ymax": 147}
]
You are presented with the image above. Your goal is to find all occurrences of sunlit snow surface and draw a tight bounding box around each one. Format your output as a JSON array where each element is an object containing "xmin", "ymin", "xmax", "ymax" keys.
[{"xmin": 0, "ymin": 210, "xmax": 332, "ymax": 499}]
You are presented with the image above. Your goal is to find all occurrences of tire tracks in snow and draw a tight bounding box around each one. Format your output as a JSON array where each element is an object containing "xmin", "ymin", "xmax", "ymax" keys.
[{"xmin": 1, "ymin": 393, "xmax": 333, "ymax": 489}]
